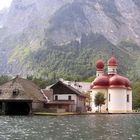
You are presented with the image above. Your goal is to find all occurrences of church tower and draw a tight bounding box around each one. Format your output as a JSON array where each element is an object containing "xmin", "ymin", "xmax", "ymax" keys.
[
  {"xmin": 96, "ymin": 59, "xmax": 104, "ymax": 77},
  {"xmin": 107, "ymin": 56, "xmax": 118, "ymax": 75}
]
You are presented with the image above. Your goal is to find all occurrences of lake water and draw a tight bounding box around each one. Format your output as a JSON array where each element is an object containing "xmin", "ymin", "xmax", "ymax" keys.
[{"xmin": 0, "ymin": 114, "xmax": 140, "ymax": 140}]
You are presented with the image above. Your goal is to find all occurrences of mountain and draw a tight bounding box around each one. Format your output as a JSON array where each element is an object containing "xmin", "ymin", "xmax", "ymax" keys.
[{"xmin": 0, "ymin": 0, "xmax": 140, "ymax": 81}]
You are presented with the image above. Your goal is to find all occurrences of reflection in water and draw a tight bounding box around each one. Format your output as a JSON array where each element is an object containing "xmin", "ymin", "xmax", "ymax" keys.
[{"xmin": 0, "ymin": 115, "xmax": 140, "ymax": 140}]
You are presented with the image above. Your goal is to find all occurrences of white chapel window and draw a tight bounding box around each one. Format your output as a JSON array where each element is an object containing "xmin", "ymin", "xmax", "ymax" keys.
[
  {"xmin": 127, "ymin": 94, "xmax": 129, "ymax": 102},
  {"xmin": 109, "ymin": 94, "xmax": 111, "ymax": 102}
]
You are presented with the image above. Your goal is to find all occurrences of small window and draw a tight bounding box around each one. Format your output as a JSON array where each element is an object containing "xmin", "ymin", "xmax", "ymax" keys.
[
  {"xmin": 68, "ymin": 96, "xmax": 71, "ymax": 100},
  {"xmin": 127, "ymin": 94, "xmax": 129, "ymax": 102},
  {"xmin": 55, "ymin": 95, "xmax": 58, "ymax": 101},
  {"xmin": 109, "ymin": 94, "xmax": 111, "ymax": 102},
  {"xmin": 13, "ymin": 89, "xmax": 19, "ymax": 96}
]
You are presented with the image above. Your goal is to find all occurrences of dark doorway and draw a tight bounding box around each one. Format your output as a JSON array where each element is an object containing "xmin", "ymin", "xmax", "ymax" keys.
[{"xmin": 5, "ymin": 102, "xmax": 31, "ymax": 115}]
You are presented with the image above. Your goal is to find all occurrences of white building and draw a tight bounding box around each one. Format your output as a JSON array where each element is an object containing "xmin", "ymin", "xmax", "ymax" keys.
[
  {"xmin": 90, "ymin": 56, "xmax": 132, "ymax": 113},
  {"xmin": 44, "ymin": 80, "xmax": 90, "ymax": 112}
]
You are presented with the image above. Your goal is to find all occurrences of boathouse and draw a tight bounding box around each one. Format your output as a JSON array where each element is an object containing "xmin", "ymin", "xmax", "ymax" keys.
[{"xmin": 0, "ymin": 76, "xmax": 45, "ymax": 115}]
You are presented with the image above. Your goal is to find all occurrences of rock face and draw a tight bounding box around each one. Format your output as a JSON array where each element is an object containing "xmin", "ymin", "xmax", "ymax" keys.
[{"xmin": 0, "ymin": 0, "xmax": 140, "ymax": 79}]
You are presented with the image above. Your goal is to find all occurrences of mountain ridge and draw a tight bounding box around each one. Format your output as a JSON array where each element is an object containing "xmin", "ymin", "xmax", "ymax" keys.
[{"xmin": 0, "ymin": 0, "xmax": 139, "ymax": 80}]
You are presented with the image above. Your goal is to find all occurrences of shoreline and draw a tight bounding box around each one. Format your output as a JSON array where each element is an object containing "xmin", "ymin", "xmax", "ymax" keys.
[{"xmin": 33, "ymin": 112, "xmax": 140, "ymax": 116}]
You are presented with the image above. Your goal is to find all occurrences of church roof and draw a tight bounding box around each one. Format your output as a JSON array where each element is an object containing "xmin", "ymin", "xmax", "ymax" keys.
[
  {"xmin": 91, "ymin": 75, "xmax": 109, "ymax": 88},
  {"xmin": 96, "ymin": 59, "xmax": 104, "ymax": 70},
  {"xmin": 91, "ymin": 55, "xmax": 131, "ymax": 89},
  {"xmin": 91, "ymin": 74, "xmax": 131, "ymax": 89},
  {"xmin": 107, "ymin": 56, "xmax": 118, "ymax": 66}
]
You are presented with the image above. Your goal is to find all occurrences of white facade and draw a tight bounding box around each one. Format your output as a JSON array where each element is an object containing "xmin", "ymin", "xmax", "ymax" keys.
[
  {"xmin": 91, "ymin": 88, "xmax": 132, "ymax": 113},
  {"xmin": 126, "ymin": 90, "xmax": 132, "ymax": 112},
  {"xmin": 90, "ymin": 88, "xmax": 108, "ymax": 112},
  {"xmin": 108, "ymin": 65, "xmax": 117, "ymax": 75},
  {"xmin": 54, "ymin": 94, "xmax": 77, "ymax": 102},
  {"xmin": 54, "ymin": 93, "xmax": 85, "ymax": 112},
  {"xmin": 54, "ymin": 94, "xmax": 77, "ymax": 111},
  {"xmin": 96, "ymin": 70, "xmax": 104, "ymax": 77},
  {"xmin": 51, "ymin": 80, "xmax": 87, "ymax": 112},
  {"xmin": 108, "ymin": 88, "xmax": 126, "ymax": 113}
]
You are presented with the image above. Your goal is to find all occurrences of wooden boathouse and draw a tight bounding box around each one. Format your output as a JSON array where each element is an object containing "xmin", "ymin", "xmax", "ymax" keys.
[{"xmin": 0, "ymin": 76, "xmax": 45, "ymax": 115}]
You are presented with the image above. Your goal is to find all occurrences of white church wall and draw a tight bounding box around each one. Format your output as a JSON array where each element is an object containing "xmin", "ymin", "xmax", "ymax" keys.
[
  {"xmin": 91, "ymin": 88, "xmax": 108, "ymax": 112},
  {"xmin": 108, "ymin": 88, "xmax": 127, "ymax": 113},
  {"xmin": 108, "ymin": 66, "xmax": 117, "ymax": 74},
  {"xmin": 126, "ymin": 90, "xmax": 132, "ymax": 112},
  {"xmin": 96, "ymin": 70, "xmax": 104, "ymax": 77}
]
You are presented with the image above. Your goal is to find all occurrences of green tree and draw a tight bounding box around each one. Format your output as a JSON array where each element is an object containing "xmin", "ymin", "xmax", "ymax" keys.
[
  {"xmin": 132, "ymin": 79, "xmax": 140, "ymax": 110},
  {"xmin": 26, "ymin": 75, "xmax": 48, "ymax": 89},
  {"xmin": 84, "ymin": 91, "xmax": 92, "ymax": 106},
  {"xmin": 0, "ymin": 75, "xmax": 12, "ymax": 85},
  {"xmin": 94, "ymin": 92, "xmax": 106, "ymax": 113}
]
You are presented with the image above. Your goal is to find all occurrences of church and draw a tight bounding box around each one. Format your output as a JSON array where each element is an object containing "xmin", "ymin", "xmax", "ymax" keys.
[{"xmin": 90, "ymin": 55, "xmax": 132, "ymax": 113}]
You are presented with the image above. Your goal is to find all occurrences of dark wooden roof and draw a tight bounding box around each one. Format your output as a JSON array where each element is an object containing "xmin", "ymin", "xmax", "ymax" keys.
[
  {"xmin": 51, "ymin": 81, "xmax": 86, "ymax": 98},
  {"xmin": 0, "ymin": 76, "xmax": 45, "ymax": 102}
]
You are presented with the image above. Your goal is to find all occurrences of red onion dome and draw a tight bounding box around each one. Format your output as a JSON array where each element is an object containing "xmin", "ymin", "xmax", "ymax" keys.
[
  {"xmin": 91, "ymin": 75, "xmax": 109, "ymax": 88},
  {"xmin": 107, "ymin": 56, "xmax": 118, "ymax": 66},
  {"xmin": 109, "ymin": 74, "xmax": 126, "ymax": 87},
  {"xmin": 90, "ymin": 81, "xmax": 94, "ymax": 89},
  {"xmin": 96, "ymin": 59, "xmax": 104, "ymax": 70},
  {"xmin": 123, "ymin": 77, "xmax": 131, "ymax": 88}
]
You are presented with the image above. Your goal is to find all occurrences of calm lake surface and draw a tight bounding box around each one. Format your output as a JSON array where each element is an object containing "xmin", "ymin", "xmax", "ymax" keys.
[{"xmin": 0, "ymin": 114, "xmax": 140, "ymax": 140}]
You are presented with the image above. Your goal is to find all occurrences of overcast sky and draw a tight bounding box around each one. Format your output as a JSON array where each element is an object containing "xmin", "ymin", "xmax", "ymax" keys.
[{"xmin": 0, "ymin": 0, "xmax": 12, "ymax": 10}]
